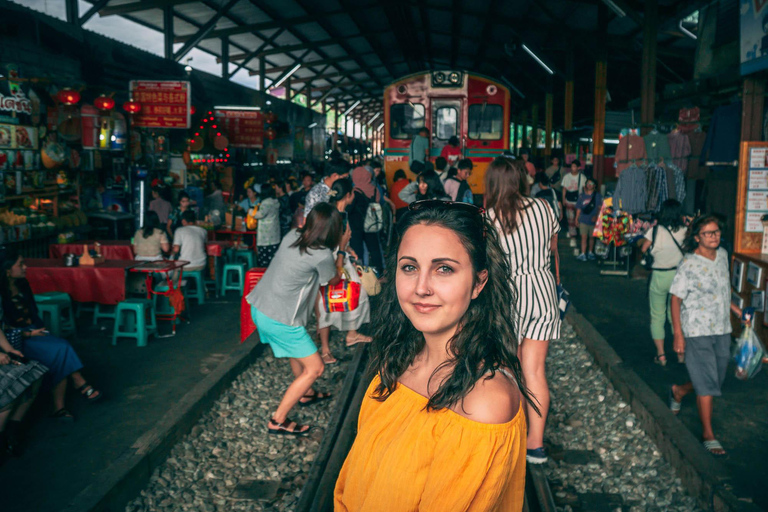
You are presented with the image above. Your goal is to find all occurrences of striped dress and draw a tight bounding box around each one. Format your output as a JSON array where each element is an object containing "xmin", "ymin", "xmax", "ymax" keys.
[{"xmin": 489, "ymin": 197, "xmax": 561, "ymax": 343}]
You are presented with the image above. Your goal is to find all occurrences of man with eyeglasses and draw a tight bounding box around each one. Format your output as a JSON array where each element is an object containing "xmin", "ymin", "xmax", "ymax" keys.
[{"xmin": 668, "ymin": 215, "xmax": 745, "ymax": 459}]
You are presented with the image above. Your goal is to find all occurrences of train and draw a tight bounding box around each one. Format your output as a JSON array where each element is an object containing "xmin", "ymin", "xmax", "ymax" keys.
[{"xmin": 383, "ymin": 71, "xmax": 511, "ymax": 195}]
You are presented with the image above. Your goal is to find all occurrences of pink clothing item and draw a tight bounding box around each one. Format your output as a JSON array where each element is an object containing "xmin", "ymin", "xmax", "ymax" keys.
[
  {"xmin": 668, "ymin": 132, "xmax": 691, "ymax": 173},
  {"xmin": 615, "ymin": 135, "xmax": 647, "ymax": 176},
  {"xmin": 149, "ymin": 197, "xmax": 172, "ymax": 223},
  {"xmin": 351, "ymin": 166, "xmax": 378, "ymax": 200}
]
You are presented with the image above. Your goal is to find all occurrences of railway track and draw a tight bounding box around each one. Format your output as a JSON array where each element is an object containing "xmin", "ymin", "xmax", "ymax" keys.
[{"xmin": 296, "ymin": 343, "xmax": 556, "ymax": 512}]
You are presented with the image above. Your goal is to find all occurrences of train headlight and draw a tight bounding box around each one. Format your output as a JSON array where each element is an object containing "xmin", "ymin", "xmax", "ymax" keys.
[
  {"xmin": 434, "ymin": 72, "xmax": 446, "ymax": 84},
  {"xmin": 449, "ymin": 72, "xmax": 461, "ymax": 84}
]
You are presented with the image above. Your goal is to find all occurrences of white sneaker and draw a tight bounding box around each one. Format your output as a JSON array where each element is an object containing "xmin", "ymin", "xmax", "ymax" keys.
[{"xmin": 569, "ymin": 238, "xmax": 578, "ymax": 248}]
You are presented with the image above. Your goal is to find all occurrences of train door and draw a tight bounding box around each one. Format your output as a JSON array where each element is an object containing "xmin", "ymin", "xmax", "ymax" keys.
[{"xmin": 430, "ymin": 99, "xmax": 462, "ymax": 162}]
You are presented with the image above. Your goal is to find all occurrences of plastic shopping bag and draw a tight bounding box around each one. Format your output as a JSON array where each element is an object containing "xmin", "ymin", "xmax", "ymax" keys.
[{"xmin": 733, "ymin": 324, "xmax": 765, "ymax": 380}]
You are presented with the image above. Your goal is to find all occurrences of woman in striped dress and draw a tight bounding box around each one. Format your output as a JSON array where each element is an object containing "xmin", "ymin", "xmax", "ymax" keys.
[{"xmin": 485, "ymin": 156, "xmax": 561, "ymax": 465}]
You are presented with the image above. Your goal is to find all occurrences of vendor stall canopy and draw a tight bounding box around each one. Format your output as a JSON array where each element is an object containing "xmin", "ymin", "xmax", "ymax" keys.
[{"xmin": 12, "ymin": 0, "xmax": 706, "ymax": 123}]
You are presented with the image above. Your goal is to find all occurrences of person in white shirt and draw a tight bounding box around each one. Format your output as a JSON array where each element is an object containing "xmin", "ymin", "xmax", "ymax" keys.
[
  {"xmin": 172, "ymin": 209, "xmax": 208, "ymax": 271},
  {"xmin": 560, "ymin": 160, "xmax": 585, "ymax": 238}
]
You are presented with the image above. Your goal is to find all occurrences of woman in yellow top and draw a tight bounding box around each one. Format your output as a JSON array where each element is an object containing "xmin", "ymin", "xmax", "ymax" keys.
[{"xmin": 335, "ymin": 200, "xmax": 534, "ymax": 512}]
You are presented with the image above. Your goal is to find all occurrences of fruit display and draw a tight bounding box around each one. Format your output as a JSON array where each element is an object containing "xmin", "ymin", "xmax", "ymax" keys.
[{"xmin": 0, "ymin": 207, "xmax": 87, "ymax": 242}]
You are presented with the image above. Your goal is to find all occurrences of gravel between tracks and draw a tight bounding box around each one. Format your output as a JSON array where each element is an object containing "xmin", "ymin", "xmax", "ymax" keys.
[
  {"xmin": 125, "ymin": 326, "xmax": 355, "ymax": 512},
  {"xmin": 545, "ymin": 321, "xmax": 702, "ymax": 512}
]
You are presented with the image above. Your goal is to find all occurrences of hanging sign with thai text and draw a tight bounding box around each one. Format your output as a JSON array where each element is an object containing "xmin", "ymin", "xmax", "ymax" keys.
[
  {"xmin": 129, "ymin": 80, "xmax": 190, "ymax": 128},
  {"xmin": 213, "ymin": 108, "xmax": 264, "ymax": 148}
]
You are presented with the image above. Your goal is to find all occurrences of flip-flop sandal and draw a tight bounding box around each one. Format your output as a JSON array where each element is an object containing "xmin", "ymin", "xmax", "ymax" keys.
[
  {"xmin": 345, "ymin": 334, "xmax": 372, "ymax": 347},
  {"xmin": 653, "ymin": 354, "xmax": 667, "ymax": 366},
  {"xmin": 299, "ymin": 391, "xmax": 333, "ymax": 407},
  {"xmin": 321, "ymin": 352, "xmax": 338, "ymax": 364},
  {"xmin": 669, "ymin": 387, "xmax": 682, "ymax": 414},
  {"xmin": 77, "ymin": 383, "xmax": 102, "ymax": 402},
  {"xmin": 267, "ymin": 418, "xmax": 310, "ymax": 437},
  {"xmin": 703, "ymin": 439, "xmax": 727, "ymax": 458},
  {"xmin": 50, "ymin": 408, "xmax": 75, "ymax": 422}
]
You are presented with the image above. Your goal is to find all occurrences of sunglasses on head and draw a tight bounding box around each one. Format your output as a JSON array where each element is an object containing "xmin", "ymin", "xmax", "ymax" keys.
[{"xmin": 408, "ymin": 199, "xmax": 485, "ymax": 217}]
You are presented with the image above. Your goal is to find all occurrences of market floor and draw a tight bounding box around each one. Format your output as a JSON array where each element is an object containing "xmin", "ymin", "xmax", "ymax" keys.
[
  {"xmin": 0, "ymin": 294, "xmax": 244, "ymax": 512},
  {"xmin": 558, "ymin": 238, "xmax": 768, "ymax": 509}
]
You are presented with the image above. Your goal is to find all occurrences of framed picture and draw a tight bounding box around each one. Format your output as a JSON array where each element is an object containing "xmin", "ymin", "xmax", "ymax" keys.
[
  {"xmin": 752, "ymin": 290, "xmax": 765, "ymax": 312},
  {"xmin": 732, "ymin": 260, "xmax": 745, "ymax": 292},
  {"xmin": 732, "ymin": 292, "xmax": 745, "ymax": 310},
  {"xmin": 747, "ymin": 262, "xmax": 764, "ymax": 287}
]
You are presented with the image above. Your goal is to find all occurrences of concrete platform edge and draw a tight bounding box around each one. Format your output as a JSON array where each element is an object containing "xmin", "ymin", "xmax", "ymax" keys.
[
  {"xmin": 566, "ymin": 307, "xmax": 761, "ymax": 512},
  {"xmin": 62, "ymin": 335, "xmax": 264, "ymax": 512}
]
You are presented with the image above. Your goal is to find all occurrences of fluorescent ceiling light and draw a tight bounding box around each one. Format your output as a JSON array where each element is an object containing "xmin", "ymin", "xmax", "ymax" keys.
[
  {"xmin": 308, "ymin": 122, "xmax": 318, "ymax": 128},
  {"xmin": 342, "ymin": 100, "xmax": 360, "ymax": 117},
  {"xmin": 678, "ymin": 19, "xmax": 697, "ymax": 40},
  {"xmin": 601, "ymin": 0, "xmax": 626, "ymax": 18},
  {"xmin": 214, "ymin": 106, "xmax": 261, "ymax": 111},
  {"xmin": 366, "ymin": 112, "xmax": 381, "ymax": 125},
  {"xmin": 521, "ymin": 45, "xmax": 554, "ymax": 75},
  {"xmin": 272, "ymin": 63, "xmax": 301, "ymax": 89}
]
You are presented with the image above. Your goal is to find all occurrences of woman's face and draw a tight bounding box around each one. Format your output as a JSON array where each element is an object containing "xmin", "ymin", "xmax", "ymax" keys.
[
  {"xmin": 247, "ymin": 188, "xmax": 256, "ymax": 200},
  {"xmin": 180, "ymin": 197, "xmax": 190, "ymax": 209},
  {"xmin": 585, "ymin": 181, "xmax": 595, "ymax": 192},
  {"xmin": 8, "ymin": 256, "xmax": 25, "ymax": 279},
  {"xmin": 418, "ymin": 178, "xmax": 428, "ymax": 196},
  {"xmin": 695, "ymin": 222, "xmax": 722, "ymax": 251},
  {"xmin": 396, "ymin": 224, "xmax": 487, "ymax": 341}
]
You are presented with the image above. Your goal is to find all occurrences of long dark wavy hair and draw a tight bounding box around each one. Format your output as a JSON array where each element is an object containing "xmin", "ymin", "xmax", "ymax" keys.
[
  {"xmin": 368, "ymin": 202, "xmax": 537, "ymax": 414},
  {"xmin": 415, "ymin": 169, "xmax": 448, "ymax": 201},
  {"xmin": 484, "ymin": 156, "xmax": 530, "ymax": 235},
  {"xmin": 683, "ymin": 214, "xmax": 724, "ymax": 253}
]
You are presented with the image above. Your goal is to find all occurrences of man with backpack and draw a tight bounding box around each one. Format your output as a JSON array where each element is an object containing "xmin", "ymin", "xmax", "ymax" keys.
[
  {"xmin": 534, "ymin": 174, "xmax": 562, "ymax": 221},
  {"xmin": 444, "ymin": 158, "xmax": 474, "ymax": 204}
]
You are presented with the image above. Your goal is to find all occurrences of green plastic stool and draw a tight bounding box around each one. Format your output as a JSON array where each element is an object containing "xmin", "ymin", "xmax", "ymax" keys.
[
  {"xmin": 184, "ymin": 269, "xmax": 206, "ymax": 305},
  {"xmin": 233, "ymin": 249, "xmax": 255, "ymax": 270},
  {"xmin": 35, "ymin": 293, "xmax": 76, "ymax": 336},
  {"xmin": 92, "ymin": 304, "xmax": 117, "ymax": 326},
  {"xmin": 112, "ymin": 299, "xmax": 157, "ymax": 347},
  {"xmin": 220, "ymin": 263, "xmax": 245, "ymax": 296},
  {"xmin": 35, "ymin": 302, "xmax": 62, "ymax": 337}
]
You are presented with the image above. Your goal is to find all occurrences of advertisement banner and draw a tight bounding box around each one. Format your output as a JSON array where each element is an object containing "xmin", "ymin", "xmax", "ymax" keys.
[
  {"xmin": 213, "ymin": 108, "xmax": 264, "ymax": 148},
  {"xmin": 129, "ymin": 80, "xmax": 190, "ymax": 128},
  {"xmin": 741, "ymin": 0, "xmax": 768, "ymax": 75}
]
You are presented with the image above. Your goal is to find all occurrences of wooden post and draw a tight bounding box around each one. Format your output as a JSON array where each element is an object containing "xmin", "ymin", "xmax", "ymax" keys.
[
  {"xmin": 564, "ymin": 50, "xmax": 574, "ymax": 153},
  {"xmin": 641, "ymin": 0, "xmax": 658, "ymax": 134},
  {"xmin": 742, "ymin": 78, "xmax": 766, "ymax": 140},
  {"xmin": 593, "ymin": 60, "xmax": 608, "ymax": 185},
  {"xmin": 531, "ymin": 104, "xmax": 539, "ymax": 158},
  {"xmin": 545, "ymin": 92, "xmax": 554, "ymax": 159}
]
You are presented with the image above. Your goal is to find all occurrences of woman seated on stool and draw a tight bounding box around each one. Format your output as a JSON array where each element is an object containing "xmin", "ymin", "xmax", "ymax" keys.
[
  {"xmin": 335, "ymin": 200, "xmax": 530, "ymax": 511},
  {"xmin": 246, "ymin": 203, "xmax": 351, "ymax": 435},
  {"xmin": 133, "ymin": 211, "xmax": 171, "ymax": 262},
  {"xmin": 0, "ymin": 249, "xmax": 101, "ymax": 421}
]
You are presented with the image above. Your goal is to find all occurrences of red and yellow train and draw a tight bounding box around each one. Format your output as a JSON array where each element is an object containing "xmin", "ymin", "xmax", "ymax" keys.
[{"xmin": 383, "ymin": 71, "xmax": 510, "ymax": 194}]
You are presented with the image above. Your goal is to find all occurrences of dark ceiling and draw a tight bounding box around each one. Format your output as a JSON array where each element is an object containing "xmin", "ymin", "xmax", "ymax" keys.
[{"xmin": 73, "ymin": 0, "xmax": 706, "ymax": 126}]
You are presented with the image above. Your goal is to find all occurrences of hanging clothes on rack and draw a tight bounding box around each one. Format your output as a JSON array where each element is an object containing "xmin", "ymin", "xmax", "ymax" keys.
[
  {"xmin": 701, "ymin": 102, "xmax": 742, "ymax": 166},
  {"xmin": 644, "ymin": 131, "xmax": 673, "ymax": 163},
  {"xmin": 615, "ymin": 134, "xmax": 647, "ymax": 177},
  {"xmin": 662, "ymin": 162, "xmax": 686, "ymax": 204},
  {"xmin": 613, "ymin": 164, "xmax": 647, "ymax": 215},
  {"xmin": 646, "ymin": 163, "xmax": 668, "ymax": 212},
  {"xmin": 668, "ymin": 131, "xmax": 691, "ymax": 173}
]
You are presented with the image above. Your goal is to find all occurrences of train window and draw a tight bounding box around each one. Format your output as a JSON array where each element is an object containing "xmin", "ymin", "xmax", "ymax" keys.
[
  {"xmin": 390, "ymin": 103, "xmax": 425, "ymax": 139},
  {"xmin": 468, "ymin": 104, "xmax": 503, "ymax": 140},
  {"xmin": 435, "ymin": 107, "xmax": 458, "ymax": 140}
]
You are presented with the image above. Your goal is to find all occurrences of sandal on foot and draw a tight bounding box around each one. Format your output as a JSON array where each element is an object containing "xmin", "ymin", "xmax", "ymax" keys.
[
  {"xmin": 50, "ymin": 408, "xmax": 75, "ymax": 422},
  {"xmin": 76, "ymin": 383, "xmax": 102, "ymax": 402},
  {"xmin": 669, "ymin": 387, "xmax": 682, "ymax": 414},
  {"xmin": 321, "ymin": 352, "xmax": 337, "ymax": 364},
  {"xmin": 345, "ymin": 334, "xmax": 372, "ymax": 347},
  {"xmin": 653, "ymin": 354, "xmax": 667, "ymax": 366},
  {"xmin": 299, "ymin": 391, "xmax": 332, "ymax": 407},
  {"xmin": 703, "ymin": 439, "xmax": 727, "ymax": 458},
  {"xmin": 267, "ymin": 418, "xmax": 310, "ymax": 437}
]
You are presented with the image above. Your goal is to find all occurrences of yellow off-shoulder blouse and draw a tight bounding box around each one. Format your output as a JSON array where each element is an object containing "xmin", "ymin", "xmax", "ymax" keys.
[{"xmin": 334, "ymin": 375, "xmax": 527, "ymax": 512}]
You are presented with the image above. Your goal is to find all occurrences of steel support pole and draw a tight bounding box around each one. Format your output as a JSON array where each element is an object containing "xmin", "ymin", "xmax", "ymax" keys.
[{"xmin": 259, "ymin": 58, "xmax": 266, "ymax": 92}]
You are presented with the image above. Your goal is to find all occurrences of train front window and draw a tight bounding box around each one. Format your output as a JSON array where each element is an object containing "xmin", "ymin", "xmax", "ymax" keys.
[
  {"xmin": 434, "ymin": 107, "xmax": 458, "ymax": 140},
  {"xmin": 468, "ymin": 104, "xmax": 503, "ymax": 140},
  {"xmin": 390, "ymin": 103, "xmax": 425, "ymax": 139}
]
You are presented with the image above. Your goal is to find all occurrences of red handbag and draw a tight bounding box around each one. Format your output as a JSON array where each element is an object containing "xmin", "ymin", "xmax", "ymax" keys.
[{"xmin": 320, "ymin": 268, "xmax": 361, "ymax": 312}]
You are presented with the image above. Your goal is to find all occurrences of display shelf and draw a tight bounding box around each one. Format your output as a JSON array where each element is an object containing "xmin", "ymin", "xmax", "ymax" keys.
[{"xmin": 3, "ymin": 187, "xmax": 76, "ymax": 217}]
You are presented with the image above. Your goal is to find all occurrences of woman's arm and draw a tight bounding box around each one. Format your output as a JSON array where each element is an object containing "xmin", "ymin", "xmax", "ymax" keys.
[
  {"xmin": 0, "ymin": 329, "xmax": 22, "ymax": 356},
  {"xmin": 671, "ymin": 295, "xmax": 685, "ymax": 355},
  {"xmin": 399, "ymin": 182, "xmax": 417, "ymax": 205},
  {"xmin": 640, "ymin": 239, "xmax": 652, "ymax": 254}
]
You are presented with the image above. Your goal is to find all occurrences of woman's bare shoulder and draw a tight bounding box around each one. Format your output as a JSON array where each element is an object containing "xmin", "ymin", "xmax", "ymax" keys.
[{"xmin": 452, "ymin": 371, "xmax": 521, "ymax": 424}]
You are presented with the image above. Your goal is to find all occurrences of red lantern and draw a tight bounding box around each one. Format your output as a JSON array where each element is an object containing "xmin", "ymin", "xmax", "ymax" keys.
[
  {"xmin": 266, "ymin": 128, "xmax": 276, "ymax": 140},
  {"xmin": 58, "ymin": 88, "xmax": 81, "ymax": 105},
  {"xmin": 123, "ymin": 100, "xmax": 141, "ymax": 114},
  {"xmin": 94, "ymin": 95, "xmax": 115, "ymax": 111}
]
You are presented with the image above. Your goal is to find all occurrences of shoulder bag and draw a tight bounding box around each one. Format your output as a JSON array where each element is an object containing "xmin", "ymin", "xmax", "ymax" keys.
[
  {"xmin": 320, "ymin": 266, "xmax": 361, "ymax": 312},
  {"xmin": 564, "ymin": 175, "xmax": 582, "ymax": 203},
  {"xmin": 641, "ymin": 226, "xmax": 658, "ymax": 270}
]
